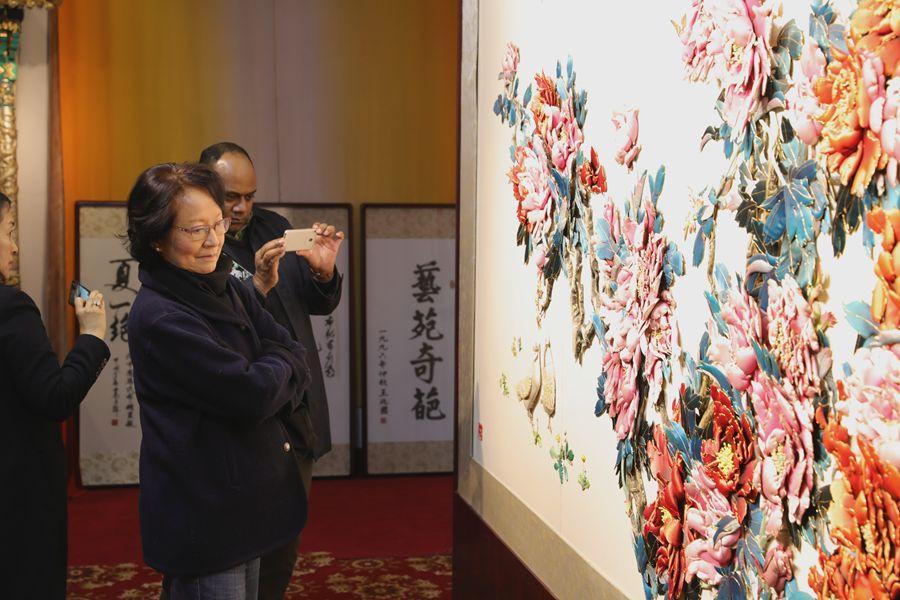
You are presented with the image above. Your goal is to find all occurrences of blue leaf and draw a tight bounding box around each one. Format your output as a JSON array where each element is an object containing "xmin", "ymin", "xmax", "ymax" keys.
[
  {"xmin": 699, "ymin": 331, "xmax": 711, "ymax": 363},
  {"xmin": 786, "ymin": 183, "xmax": 815, "ymax": 242},
  {"xmin": 713, "ymin": 515, "xmax": 737, "ymax": 545},
  {"xmin": 592, "ymin": 314, "xmax": 607, "ymax": 348},
  {"xmin": 744, "ymin": 535, "xmax": 765, "ymax": 568},
  {"xmin": 595, "ymin": 373, "xmax": 608, "ymax": 417},
  {"xmin": 717, "ymin": 575, "xmax": 745, "ymax": 600},
  {"xmin": 649, "ymin": 165, "xmax": 666, "ymax": 203},
  {"xmin": 633, "ymin": 535, "xmax": 648, "ymax": 570},
  {"xmin": 829, "ymin": 24, "xmax": 848, "ymax": 54},
  {"xmin": 763, "ymin": 202, "xmax": 787, "ymax": 243},
  {"xmin": 713, "ymin": 263, "xmax": 731, "ymax": 292},
  {"xmin": 556, "ymin": 78, "xmax": 567, "ymax": 101},
  {"xmin": 699, "ymin": 362, "xmax": 736, "ymax": 398},
  {"xmin": 693, "ymin": 231, "xmax": 706, "ymax": 267},
  {"xmin": 785, "ymin": 578, "xmax": 815, "ymax": 600},
  {"xmin": 551, "ymin": 169, "xmax": 570, "ymax": 202},
  {"xmin": 665, "ymin": 423, "xmax": 692, "ymax": 466},
  {"xmin": 664, "ymin": 243, "xmax": 685, "ymax": 286},
  {"xmin": 493, "ymin": 96, "xmax": 503, "ymax": 116},
  {"xmin": 777, "ymin": 20, "xmax": 803, "ymax": 60},
  {"xmin": 844, "ymin": 301, "xmax": 879, "ymax": 339},
  {"xmin": 749, "ymin": 505, "xmax": 764, "ymax": 537},
  {"xmin": 595, "ymin": 219, "xmax": 614, "ymax": 260},
  {"xmin": 509, "ymin": 105, "xmax": 517, "ymax": 125},
  {"xmin": 793, "ymin": 159, "xmax": 817, "ymax": 182},
  {"xmin": 555, "ymin": 60, "xmax": 561, "ymax": 79},
  {"xmin": 752, "ymin": 340, "xmax": 782, "ymax": 378},
  {"xmin": 566, "ymin": 56, "xmax": 573, "ymax": 80},
  {"xmin": 523, "ymin": 84, "xmax": 532, "ymax": 107},
  {"xmin": 705, "ymin": 291, "xmax": 727, "ymax": 336}
]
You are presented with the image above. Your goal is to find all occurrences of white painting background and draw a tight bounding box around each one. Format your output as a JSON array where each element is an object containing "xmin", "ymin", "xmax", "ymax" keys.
[{"xmin": 472, "ymin": 0, "xmax": 865, "ymax": 596}]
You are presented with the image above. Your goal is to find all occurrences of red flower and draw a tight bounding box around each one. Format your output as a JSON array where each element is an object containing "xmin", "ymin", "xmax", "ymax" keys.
[
  {"xmin": 643, "ymin": 425, "xmax": 687, "ymax": 599},
  {"xmin": 808, "ymin": 418, "xmax": 900, "ymax": 599},
  {"xmin": 579, "ymin": 147, "xmax": 608, "ymax": 194},
  {"xmin": 700, "ymin": 386, "xmax": 758, "ymax": 520},
  {"xmin": 530, "ymin": 72, "xmax": 560, "ymax": 133}
]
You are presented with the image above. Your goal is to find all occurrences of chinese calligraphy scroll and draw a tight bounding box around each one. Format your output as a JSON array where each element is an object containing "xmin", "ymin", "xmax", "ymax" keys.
[
  {"xmin": 76, "ymin": 203, "xmax": 140, "ymax": 485},
  {"xmin": 363, "ymin": 205, "xmax": 456, "ymax": 474}
]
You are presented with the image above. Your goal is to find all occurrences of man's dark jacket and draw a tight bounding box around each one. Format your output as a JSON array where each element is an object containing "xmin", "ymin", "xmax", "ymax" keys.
[
  {"xmin": 0, "ymin": 285, "xmax": 110, "ymax": 599},
  {"xmin": 224, "ymin": 206, "xmax": 342, "ymax": 459},
  {"xmin": 129, "ymin": 268, "xmax": 311, "ymax": 575}
]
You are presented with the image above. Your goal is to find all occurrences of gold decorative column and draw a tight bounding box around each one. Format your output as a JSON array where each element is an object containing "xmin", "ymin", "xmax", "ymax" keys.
[{"xmin": 0, "ymin": 0, "xmax": 60, "ymax": 286}]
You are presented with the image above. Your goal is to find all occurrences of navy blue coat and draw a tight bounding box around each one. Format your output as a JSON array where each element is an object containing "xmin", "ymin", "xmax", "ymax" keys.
[{"xmin": 129, "ymin": 267, "xmax": 311, "ymax": 576}]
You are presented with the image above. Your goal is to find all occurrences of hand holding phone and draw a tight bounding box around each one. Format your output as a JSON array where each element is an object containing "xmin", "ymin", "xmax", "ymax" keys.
[
  {"xmin": 68, "ymin": 280, "xmax": 91, "ymax": 306},
  {"xmin": 283, "ymin": 228, "xmax": 317, "ymax": 253}
]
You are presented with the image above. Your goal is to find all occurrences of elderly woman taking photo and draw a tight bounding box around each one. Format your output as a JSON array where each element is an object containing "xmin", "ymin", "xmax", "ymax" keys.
[
  {"xmin": 0, "ymin": 192, "xmax": 110, "ymax": 598},
  {"xmin": 125, "ymin": 163, "xmax": 312, "ymax": 599}
]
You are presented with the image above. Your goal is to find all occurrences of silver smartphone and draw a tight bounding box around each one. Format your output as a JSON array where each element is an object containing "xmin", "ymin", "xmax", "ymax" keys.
[{"xmin": 283, "ymin": 228, "xmax": 317, "ymax": 252}]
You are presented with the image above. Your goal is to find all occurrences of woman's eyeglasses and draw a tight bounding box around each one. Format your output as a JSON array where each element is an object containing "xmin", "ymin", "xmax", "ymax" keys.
[{"xmin": 173, "ymin": 218, "xmax": 231, "ymax": 242}]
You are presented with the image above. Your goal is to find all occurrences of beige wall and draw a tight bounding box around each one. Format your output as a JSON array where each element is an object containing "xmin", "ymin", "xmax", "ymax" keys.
[{"xmin": 17, "ymin": 9, "xmax": 50, "ymax": 314}]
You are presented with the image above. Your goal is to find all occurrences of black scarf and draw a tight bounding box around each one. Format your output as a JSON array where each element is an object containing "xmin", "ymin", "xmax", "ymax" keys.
[{"xmin": 145, "ymin": 253, "xmax": 244, "ymax": 324}]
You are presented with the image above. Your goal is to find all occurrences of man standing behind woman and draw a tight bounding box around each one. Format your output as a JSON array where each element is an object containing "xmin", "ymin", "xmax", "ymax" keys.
[
  {"xmin": 0, "ymin": 191, "xmax": 110, "ymax": 599},
  {"xmin": 126, "ymin": 163, "xmax": 315, "ymax": 599},
  {"xmin": 198, "ymin": 142, "xmax": 344, "ymax": 599}
]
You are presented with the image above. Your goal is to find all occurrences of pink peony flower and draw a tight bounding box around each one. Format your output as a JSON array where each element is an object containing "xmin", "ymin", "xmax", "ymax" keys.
[
  {"xmin": 706, "ymin": 284, "xmax": 764, "ymax": 391},
  {"xmin": 870, "ymin": 76, "xmax": 900, "ymax": 187},
  {"xmin": 500, "ymin": 42, "xmax": 520, "ymax": 83},
  {"xmin": 683, "ymin": 464, "xmax": 740, "ymax": 585},
  {"xmin": 539, "ymin": 99, "xmax": 585, "ymax": 174},
  {"xmin": 786, "ymin": 39, "xmax": 827, "ymax": 145},
  {"xmin": 750, "ymin": 373, "xmax": 815, "ymax": 534},
  {"xmin": 678, "ymin": 0, "xmax": 719, "ymax": 83},
  {"xmin": 678, "ymin": 0, "xmax": 773, "ymax": 134},
  {"xmin": 508, "ymin": 136, "xmax": 554, "ymax": 237},
  {"xmin": 762, "ymin": 541, "xmax": 794, "ymax": 595},
  {"xmin": 598, "ymin": 184, "xmax": 677, "ymax": 439},
  {"xmin": 764, "ymin": 277, "xmax": 832, "ymax": 400},
  {"xmin": 645, "ymin": 292, "xmax": 677, "ymax": 407},
  {"xmin": 835, "ymin": 344, "xmax": 900, "ymax": 469},
  {"xmin": 612, "ymin": 109, "xmax": 641, "ymax": 170}
]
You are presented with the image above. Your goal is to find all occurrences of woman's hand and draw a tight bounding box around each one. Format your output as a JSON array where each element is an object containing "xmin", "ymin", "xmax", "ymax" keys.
[
  {"xmin": 252, "ymin": 238, "xmax": 287, "ymax": 296},
  {"xmin": 75, "ymin": 291, "xmax": 108, "ymax": 340}
]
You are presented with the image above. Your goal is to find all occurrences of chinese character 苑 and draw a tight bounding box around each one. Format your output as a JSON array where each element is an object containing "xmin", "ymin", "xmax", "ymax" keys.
[{"xmin": 410, "ymin": 307, "xmax": 443, "ymax": 341}]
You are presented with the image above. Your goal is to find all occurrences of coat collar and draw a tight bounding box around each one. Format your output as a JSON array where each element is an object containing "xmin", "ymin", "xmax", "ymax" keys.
[{"xmin": 138, "ymin": 265, "xmax": 250, "ymax": 327}]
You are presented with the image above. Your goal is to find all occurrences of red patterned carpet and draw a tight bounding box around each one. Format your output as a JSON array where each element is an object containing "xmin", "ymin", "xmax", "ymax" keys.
[{"xmin": 67, "ymin": 475, "xmax": 453, "ymax": 599}]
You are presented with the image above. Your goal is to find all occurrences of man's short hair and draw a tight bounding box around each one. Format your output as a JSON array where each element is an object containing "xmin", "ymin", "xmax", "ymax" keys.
[{"xmin": 198, "ymin": 141, "xmax": 253, "ymax": 166}]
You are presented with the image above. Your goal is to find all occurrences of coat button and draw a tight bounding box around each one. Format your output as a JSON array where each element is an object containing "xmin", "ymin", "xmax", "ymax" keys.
[{"xmin": 282, "ymin": 442, "xmax": 291, "ymax": 453}]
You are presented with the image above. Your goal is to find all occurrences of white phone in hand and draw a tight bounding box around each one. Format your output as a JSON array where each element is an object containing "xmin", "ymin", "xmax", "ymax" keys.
[{"xmin": 283, "ymin": 228, "xmax": 317, "ymax": 252}]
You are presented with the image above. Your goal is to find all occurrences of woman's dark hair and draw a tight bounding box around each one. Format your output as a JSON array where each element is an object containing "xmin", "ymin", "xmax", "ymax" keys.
[{"xmin": 125, "ymin": 163, "xmax": 225, "ymax": 266}]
